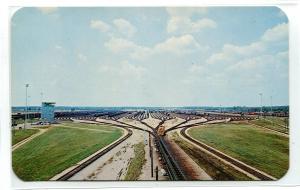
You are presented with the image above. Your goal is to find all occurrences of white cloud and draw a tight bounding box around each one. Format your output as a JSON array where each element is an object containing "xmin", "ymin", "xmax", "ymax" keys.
[
  {"xmin": 105, "ymin": 34, "xmax": 203, "ymax": 60},
  {"xmin": 166, "ymin": 7, "xmax": 216, "ymax": 34},
  {"xmin": 188, "ymin": 63, "xmax": 207, "ymax": 74},
  {"xmin": 227, "ymin": 56, "xmax": 268, "ymax": 72},
  {"xmin": 37, "ymin": 7, "xmax": 58, "ymax": 14},
  {"xmin": 186, "ymin": 50, "xmax": 288, "ymax": 95},
  {"xmin": 119, "ymin": 60, "xmax": 146, "ymax": 78},
  {"xmin": 207, "ymin": 42, "xmax": 265, "ymax": 64},
  {"xmin": 104, "ymin": 37, "xmax": 150, "ymax": 60},
  {"xmin": 113, "ymin": 18, "xmax": 137, "ymax": 37},
  {"xmin": 186, "ymin": 23, "xmax": 289, "ymax": 91},
  {"xmin": 90, "ymin": 18, "xmax": 137, "ymax": 37},
  {"xmin": 98, "ymin": 60, "xmax": 146, "ymax": 79},
  {"xmin": 261, "ymin": 23, "xmax": 288, "ymax": 42},
  {"xmin": 167, "ymin": 17, "xmax": 216, "ymax": 34},
  {"xmin": 154, "ymin": 34, "xmax": 201, "ymax": 54},
  {"xmin": 77, "ymin": 53, "xmax": 87, "ymax": 64},
  {"xmin": 206, "ymin": 23, "xmax": 288, "ymax": 65},
  {"xmin": 90, "ymin": 20, "xmax": 111, "ymax": 32},
  {"xmin": 55, "ymin": 45, "xmax": 63, "ymax": 50},
  {"xmin": 276, "ymin": 50, "xmax": 288, "ymax": 61},
  {"xmin": 104, "ymin": 37, "xmax": 140, "ymax": 53},
  {"xmin": 226, "ymin": 52, "xmax": 288, "ymax": 80}
]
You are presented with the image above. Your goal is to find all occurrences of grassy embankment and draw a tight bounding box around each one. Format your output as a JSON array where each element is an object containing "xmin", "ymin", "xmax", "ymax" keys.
[
  {"xmin": 249, "ymin": 116, "xmax": 289, "ymax": 134},
  {"xmin": 188, "ymin": 123, "xmax": 289, "ymax": 179},
  {"xmin": 12, "ymin": 122, "xmax": 123, "ymax": 181},
  {"xmin": 172, "ymin": 132, "xmax": 251, "ymax": 180},
  {"xmin": 265, "ymin": 116, "xmax": 288, "ymax": 126},
  {"xmin": 12, "ymin": 129, "xmax": 39, "ymax": 145},
  {"xmin": 124, "ymin": 142, "xmax": 146, "ymax": 180}
]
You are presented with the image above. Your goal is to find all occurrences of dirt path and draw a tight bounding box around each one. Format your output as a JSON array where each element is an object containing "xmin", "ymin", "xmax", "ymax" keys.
[
  {"xmin": 118, "ymin": 117, "xmax": 150, "ymax": 131},
  {"xmin": 180, "ymin": 118, "xmax": 207, "ymax": 127},
  {"xmin": 114, "ymin": 117, "xmax": 167, "ymax": 180},
  {"xmin": 71, "ymin": 119, "xmax": 105, "ymax": 124},
  {"xmin": 163, "ymin": 117, "xmax": 185, "ymax": 130},
  {"xmin": 142, "ymin": 115, "xmax": 161, "ymax": 129},
  {"xmin": 12, "ymin": 128, "xmax": 49, "ymax": 151}
]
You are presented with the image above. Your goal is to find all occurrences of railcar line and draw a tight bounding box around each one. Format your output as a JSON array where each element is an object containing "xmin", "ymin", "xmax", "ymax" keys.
[
  {"xmin": 155, "ymin": 136, "xmax": 187, "ymax": 180},
  {"xmin": 114, "ymin": 120, "xmax": 155, "ymax": 136}
]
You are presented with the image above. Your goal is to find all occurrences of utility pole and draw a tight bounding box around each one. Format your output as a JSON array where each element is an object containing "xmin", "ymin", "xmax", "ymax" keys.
[
  {"xmin": 259, "ymin": 93, "xmax": 263, "ymax": 118},
  {"xmin": 24, "ymin": 84, "xmax": 29, "ymax": 129},
  {"xmin": 155, "ymin": 166, "xmax": 159, "ymax": 181},
  {"xmin": 149, "ymin": 132, "xmax": 153, "ymax": 177}
]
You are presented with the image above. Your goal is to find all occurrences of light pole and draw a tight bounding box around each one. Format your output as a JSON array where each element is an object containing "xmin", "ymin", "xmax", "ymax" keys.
[
  {"xmin": 270, "ymin": 96, "xmax": 273, "ymax": 114},
  {"xmin": 259, "ymin": 93, "xmax": 263, "ymax": 118},
  {"xmin": 270, "ymin": 95, "xmax": 274, "ymax": 126},
  {"xmin": 40, "ymin": 92, "xmax": 43, "ymax": 103},
  {"xmin": 24, "ymin": 84, "xmax": 29, "ymax": 129}
]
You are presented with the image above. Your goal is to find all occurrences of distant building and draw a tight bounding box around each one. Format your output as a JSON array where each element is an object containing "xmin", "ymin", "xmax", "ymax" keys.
[{"xmin": 41, "ymin": 102, "xmax": 55, "ymax": 123}]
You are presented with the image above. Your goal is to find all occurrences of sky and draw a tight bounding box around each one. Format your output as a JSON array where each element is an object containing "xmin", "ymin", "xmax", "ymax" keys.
[{"xmin": 11, "ymin": 7, "xmax": 289, "ymax": 107}]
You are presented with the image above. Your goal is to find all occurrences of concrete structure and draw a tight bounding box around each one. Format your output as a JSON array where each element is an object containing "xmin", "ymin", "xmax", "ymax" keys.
[{"xmin": 41, "ymin": 102, "xmax": 55, "ymax": 123}]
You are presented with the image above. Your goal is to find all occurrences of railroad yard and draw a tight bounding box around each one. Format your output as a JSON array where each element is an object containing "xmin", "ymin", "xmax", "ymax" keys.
[
  {"xmin": 12, "ymin": 109, "xmax": 289, "ymax": 181},
  {"xmin": 9, "ymin": 6, "xmax": 290, "ymax": 183}
]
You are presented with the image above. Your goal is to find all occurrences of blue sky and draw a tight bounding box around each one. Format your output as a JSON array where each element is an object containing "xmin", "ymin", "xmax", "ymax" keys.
[{"xmin": 11, "ymin": 7, "xmax": 288, "ymax": 107}]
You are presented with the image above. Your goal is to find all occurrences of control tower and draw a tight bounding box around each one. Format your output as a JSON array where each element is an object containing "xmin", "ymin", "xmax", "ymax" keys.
[{"xmin": 41, "ymin": 102, "xmax": 55, "ymax": 123}]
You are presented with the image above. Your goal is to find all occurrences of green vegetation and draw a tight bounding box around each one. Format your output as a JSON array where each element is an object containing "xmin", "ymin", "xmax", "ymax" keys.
[
  {"xmin": 188, "ymin": 123, "xmax": 289, "ymax": 179},
  {"xmin": 250, "ymin": 117, "xmax": 289, "ymax": 134},
  {"xmin": 265, "ymin": 116, "xmax": 288, "ymax": 127},
  {"xmin": 172, "ymin": 132, "xmax": 251, "ymax": 180},
  {"xmin": 61, "ymin": 121, "xmax": 118, "ymax": 132},
  {"xmin": 12, "ymin": 129, "xmax": 39, "ymax": 145},
  {"xmin": 124, "ymin": 142, "xmax": 146, "ymax": 180},
  {"xmin": 12, "ymin": 123, "xmax": 123, "ymax": 181}
]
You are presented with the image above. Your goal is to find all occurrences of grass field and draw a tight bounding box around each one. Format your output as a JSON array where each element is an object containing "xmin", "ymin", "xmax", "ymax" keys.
[
  {"xmin": 249, "ymin": 117, "xmax": 289, "ymax": 134},
  {"xmin": 12, "ymin": 123, "xmax": 123, "ymax": 181},
  {"xmin": 188, "ymin": 123, "xmax": 289, "ymax": 179},
  {"xmin": 61, "ymin": 121, "xmax": 118, "ymax": 132},
  {"xmin": 12, "ymin": 129, "xmax": 39, "ymax": 145},
  {"xmin": 172, "ymin": 132, "xmax": 251, "ymax": 180},
  {"xmin": 124, "ymin": 142, "xmax": 146, "ymax": 180},
  {"xmin": 265, "ymin": 116, "xmax": 288, "ymax": 126}
]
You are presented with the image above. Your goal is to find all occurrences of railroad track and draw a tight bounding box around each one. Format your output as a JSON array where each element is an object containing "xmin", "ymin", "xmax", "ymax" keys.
[
  {"xmin": 156, "ymin": 136, "xmax": 187, "ymax": 181},
  {"xmin": 115, "ymin": 120, "xmax": 155, "ymax": 136},
  {"xmin": 57, "ymin": 127, "xmax": 133, "ymax": 181},
  {"xmin": 93, "ymin": 118, "xmax": 186, "ymax": 181},
  {"xmin": 180, "ymin": 127, "xmax": 276, "ymax": 180}
]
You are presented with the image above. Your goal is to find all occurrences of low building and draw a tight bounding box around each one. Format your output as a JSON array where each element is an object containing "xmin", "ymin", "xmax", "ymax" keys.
[{"xmin": 41, "ymin": 102, "xmax": 55, "ymax": 123}]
